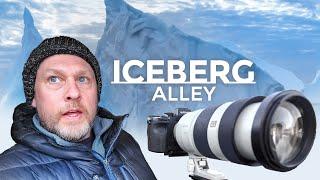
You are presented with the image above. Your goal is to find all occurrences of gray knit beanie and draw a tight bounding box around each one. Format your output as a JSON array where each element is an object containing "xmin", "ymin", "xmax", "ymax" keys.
[{"xmin": 22, "ymin": 36, "xmax": 102, "ymax": 104}]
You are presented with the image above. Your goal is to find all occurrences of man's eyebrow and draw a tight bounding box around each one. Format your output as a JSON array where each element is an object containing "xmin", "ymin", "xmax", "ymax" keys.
[{"xmin": 76, "ymin": 70, "xmax": 93, "ymax": 76}]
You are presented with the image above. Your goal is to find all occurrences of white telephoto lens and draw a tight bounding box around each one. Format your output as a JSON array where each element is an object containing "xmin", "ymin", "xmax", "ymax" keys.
[{"xmin": 167, "ymin": 90, "xmax": 316, "ymax": 172}]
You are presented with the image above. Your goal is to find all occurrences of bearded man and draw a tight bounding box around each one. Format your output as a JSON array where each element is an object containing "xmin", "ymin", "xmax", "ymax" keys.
[{"xmin": 0, "ymin": 36, "xmax": 156, "ymax": 180}]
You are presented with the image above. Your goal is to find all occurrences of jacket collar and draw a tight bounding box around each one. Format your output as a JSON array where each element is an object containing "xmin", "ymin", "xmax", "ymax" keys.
[{"xmin": 11, "ymin": 103, "xmax": 128, "ymax": 161}]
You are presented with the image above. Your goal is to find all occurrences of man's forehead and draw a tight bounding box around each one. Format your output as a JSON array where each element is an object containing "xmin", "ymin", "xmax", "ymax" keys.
[{"xmin": 39, "ymin": 54, "xmax": 94, "ymax": 75}]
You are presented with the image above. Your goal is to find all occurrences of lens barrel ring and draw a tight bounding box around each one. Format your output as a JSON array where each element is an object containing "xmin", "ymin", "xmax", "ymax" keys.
[
  {"xmin": 193, "ymin": 105, "xmax": 221, "ymax": 159},
  {"xmin": 218, "ymin": 96, "xmax": 264, "ymax": 165},
  {"xmin": 251, "ymin": 90, "xmax": 316, "ymax": 171}
]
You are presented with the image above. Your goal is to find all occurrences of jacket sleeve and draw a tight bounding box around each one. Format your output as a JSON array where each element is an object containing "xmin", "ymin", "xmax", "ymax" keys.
[{"xmin": 114, "ymin": 130, "xmax": 157, "ymax": 180}]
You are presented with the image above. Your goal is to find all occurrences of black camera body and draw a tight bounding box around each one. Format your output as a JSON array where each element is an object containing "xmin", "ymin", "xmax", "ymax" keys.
[{"xmin": 147, "ymin": 108, "xmax": 191, "ymax": 156}]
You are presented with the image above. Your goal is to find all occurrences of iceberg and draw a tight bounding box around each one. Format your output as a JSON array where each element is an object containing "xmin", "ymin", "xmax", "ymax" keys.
[
  {"xmin": 96, "ymin": 0, "xmax": 284, "ymax": 133},
  {"xmin": 0, "ymin": 8, "xmax": 42, "ymax": 107}
]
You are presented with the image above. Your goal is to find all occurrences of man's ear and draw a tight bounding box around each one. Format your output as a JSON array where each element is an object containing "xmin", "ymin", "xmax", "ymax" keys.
[{"xmin": 31, "ymin": 98, "xmax": 37, "ymax": 107}]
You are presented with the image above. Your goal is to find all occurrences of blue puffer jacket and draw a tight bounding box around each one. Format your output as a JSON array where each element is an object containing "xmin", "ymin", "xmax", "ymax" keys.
[{"xmin": 0, "ymin": 103, "xmax": 157, "ymax": 180}]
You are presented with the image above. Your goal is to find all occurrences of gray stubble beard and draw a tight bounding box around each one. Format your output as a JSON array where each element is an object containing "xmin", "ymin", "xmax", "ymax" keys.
[{"xmin": 37, "ymin": 102, "xmax": 95, "ymax": 142}]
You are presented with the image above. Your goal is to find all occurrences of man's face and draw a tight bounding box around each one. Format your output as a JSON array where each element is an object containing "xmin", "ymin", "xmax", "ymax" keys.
[{"xmin": 32, "ymin": 54, "xmax": 98, "ymax": 142}]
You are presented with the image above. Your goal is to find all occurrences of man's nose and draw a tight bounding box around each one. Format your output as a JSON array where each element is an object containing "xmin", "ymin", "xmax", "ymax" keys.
[{"xmin": 65, "ymin": 80, "xmax": 81, "ymax": 101}]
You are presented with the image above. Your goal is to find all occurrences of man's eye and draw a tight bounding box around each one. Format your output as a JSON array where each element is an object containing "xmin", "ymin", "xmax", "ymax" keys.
[
  {"xmin": 79, "ymin": 76, "xmax": 88, "ymax": 83},
  {"xmin": 49, "ymin": 76, "xmax": 60, "ymax": 83}
]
